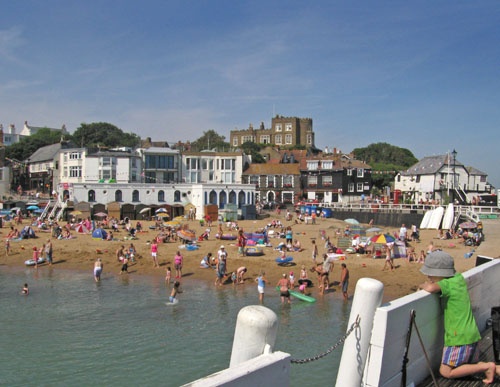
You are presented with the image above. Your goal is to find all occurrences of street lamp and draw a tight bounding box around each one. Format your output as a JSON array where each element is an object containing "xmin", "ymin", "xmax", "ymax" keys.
[
  {"xmin": 347, "ymin": 160, "xmax": 352, "ymax": 205},
  {"xmin": 452, "ymin": 149, "xmax": 457, "ymax": 204}
]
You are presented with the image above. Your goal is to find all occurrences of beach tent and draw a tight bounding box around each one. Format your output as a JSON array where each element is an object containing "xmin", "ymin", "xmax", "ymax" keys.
[
  {"xmin": 393, "ymin": 240, "xmax": 407, "ymax": 258},
  {"xmin": 75, "ymin": 223, "xmax": 89, "ymax": 234},
  {"xmin": 92, "ymin": 228, "xmax": 108, "ymax": 240},
  {"xmin": 20, "ymin": 226, "xmax": 36, "ymax": 239}
]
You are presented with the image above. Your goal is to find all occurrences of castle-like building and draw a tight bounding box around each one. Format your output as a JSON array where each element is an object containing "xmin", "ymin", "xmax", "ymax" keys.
[{"xmin": 230, "ymin": 115, "xmax": 315, "ymax": 148}]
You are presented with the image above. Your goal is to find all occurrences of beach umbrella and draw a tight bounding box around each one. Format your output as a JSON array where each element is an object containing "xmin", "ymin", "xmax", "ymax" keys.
[
  {"xmin": 459, "ymin": 221, "xmax": 477, "ymax": 229},
  {"xmin": 94, "ymin": 212, "xmax": 108, "ymax": 218},
  {"xmin": 27, "ymin": 205, "xmax": 39, "ymax": 211},
  {"xmin": 370, "ymin": 234, "xmax": 396, "ymax": 244},
  {"xmin": 344, "ymin": 218, "xmax": 360, "ymax": 225},
  {"xmin": 155, "ymin": 208, "xmax": 168, "ymax": 214},
  {"xmin": 366, "ymin": 227, "xmax": 383, "ymax": 233},
  {"xmin": 139, "ymin": 207, "xmax": 151, "ymax": 214}
]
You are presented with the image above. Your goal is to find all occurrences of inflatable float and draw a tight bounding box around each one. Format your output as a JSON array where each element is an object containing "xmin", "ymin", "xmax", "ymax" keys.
[
  {"xmin": 185, "ymin": 244, "xmax": 200, "ymax": 251},
  {"xmin": 219, "ymin": 234, "xmax": 237, "ymax": 240},
  {"xmin": 298, "ymin": 278, "xmax": 313, "ymax": 287},
  {"xmin": 245, "ymin": 247, "xmax": 264, "ymax": 256},
  {"xmin": 25, "ymin": 257, "xmax": 45, "ymax": 266},
  {"xmin": 275, "ymin": 287, "xmax": 316, "ymax": 303},
  {"xmin": 275, "ymin": 256, "xmax": 293, "ymax": 265}
]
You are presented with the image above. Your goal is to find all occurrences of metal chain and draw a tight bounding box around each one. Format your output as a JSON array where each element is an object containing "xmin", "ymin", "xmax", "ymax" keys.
[{"xmin": 291, "ymin": 315, "xmax": 360, "ymax": 364}]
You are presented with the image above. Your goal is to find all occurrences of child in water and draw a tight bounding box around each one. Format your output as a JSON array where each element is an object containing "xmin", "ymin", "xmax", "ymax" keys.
[
  {"xmin": 169, "ymin": 281, "xmax": 181, "ymax": 303},
  {"xmin": 21, "ymin": 283, "xmax": 29, "ymax": 295},
  {"xmin": 165, "ymin": 266, "xmax": 172, "ymax": 286}
]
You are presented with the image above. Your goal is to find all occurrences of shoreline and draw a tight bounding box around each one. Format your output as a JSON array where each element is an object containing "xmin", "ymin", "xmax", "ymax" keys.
[{"xmin": 1, "ymin": 214, "xmax": 497, "ymax": 302}]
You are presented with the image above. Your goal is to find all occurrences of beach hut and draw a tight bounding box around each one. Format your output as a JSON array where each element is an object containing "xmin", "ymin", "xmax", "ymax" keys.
[{"xmin": 107, "ymin": 202, "xmax": 121, "ymax": 220}]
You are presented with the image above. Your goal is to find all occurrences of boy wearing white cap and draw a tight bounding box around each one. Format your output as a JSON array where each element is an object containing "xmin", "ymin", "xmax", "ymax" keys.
[{"xmin": 419, "ymin": 250, "xmax": 498, "ymax": 383}]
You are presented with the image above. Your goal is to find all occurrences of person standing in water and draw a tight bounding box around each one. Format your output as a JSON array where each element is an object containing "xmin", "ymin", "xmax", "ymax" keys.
[
  {"xmin": 94, "ymin": 258, "xmax": 103, "ymax": 282},
  {"xmin": 255, "ymin": 270, "xmax": 267, "ymax": 304}
]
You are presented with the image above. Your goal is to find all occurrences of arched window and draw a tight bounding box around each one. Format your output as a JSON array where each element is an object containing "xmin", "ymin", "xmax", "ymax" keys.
[
  {"xmin": 158, "ymin": 190, "xmax": 165, "ymax": 202},
  {"xmin": 115, "ymin": 190, "xmax": 123, "ymax": 202},
  {"xmin": 229, "ymin": 190, "xmax": 236, "ymax": 204},
  {"xmin": 238, "ymin": 191, "xmax": 246, "ymax": 208},
  {"xmin": 174, "ymin": 190, "xmax": 181, "ymax": 202},
  {"xmin": 219, "ymin": 191, "xmax": 227, "ymax": 209},
  {"xmin": 132, "ymin": 190, "xmax": 139, "ymax": 202},
  {"xmin": 209, "ymin": 190, "xmax": 217, "ymax": 204},
  {"xmin": 88, "ymin": 190, "xmax": 96, "ymax": 202}
]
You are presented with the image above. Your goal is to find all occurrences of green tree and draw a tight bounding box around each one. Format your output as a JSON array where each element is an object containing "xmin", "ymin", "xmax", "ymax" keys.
[
  {"xmin": 71, "ymin": 122, "xmax": 140, "ymax": 148},
  {"xmin": 6, "ymin": 128, "xmax": 63, "ymax": 161},
  {"xmin": 190, "ymin": 130, "xmax": 229, "ymax": 152},
  {"xmin": 241, "ymin": 142, "xmax": 266, "ymax": 164},
  {"xmin": 352, "ymin": 143, "xmax": 418, "ymax": 190}
]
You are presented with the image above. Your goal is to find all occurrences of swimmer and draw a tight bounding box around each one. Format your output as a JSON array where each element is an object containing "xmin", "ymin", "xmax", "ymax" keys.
[
  {"xmin": 22, "ymin": 283, "xmax": 29, "ymax": 295},
  {"xmin": 169, "ymin": 281, "xmax": 181, "ymax": 303}
]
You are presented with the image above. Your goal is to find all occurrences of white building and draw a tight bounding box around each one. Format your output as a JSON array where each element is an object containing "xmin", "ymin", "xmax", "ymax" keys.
[
  {"xmin": 182, "ymin": 150, "xmax": 249, "ymax": 184},
  {"xmin": 394, "ymin": 153, "xmax": 490, "ymax": 204}
]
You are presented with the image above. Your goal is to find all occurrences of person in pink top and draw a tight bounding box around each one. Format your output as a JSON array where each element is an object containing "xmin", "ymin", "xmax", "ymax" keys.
[
  {"xmin": 174, "ymin": 251, "xmax": 183, "ymax": 279},
  {"xmin": 151, "ymin": 241, "xmax": 159, "ymax": 268}
]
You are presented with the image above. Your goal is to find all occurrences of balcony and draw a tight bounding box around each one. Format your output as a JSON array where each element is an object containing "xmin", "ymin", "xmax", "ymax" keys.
[{"xmin": 267, "ymin": 183, "xmax": 274, "ymax": 188}]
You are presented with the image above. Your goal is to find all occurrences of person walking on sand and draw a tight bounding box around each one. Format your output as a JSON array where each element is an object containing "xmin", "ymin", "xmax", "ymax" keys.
[
  {"xmin": 255, "ymin": 270, "xmax": 267, "ymax": 303},
  {"xmin": 340, "ymin": 263, "xmax": 349, "ymax": 301},
  {"xmin": 45, "ymin": 238, "xmax": 53, "ymax": 265},
  {"xmin": 174, "ymin": 251, "xmax": 183, "ymax": 279},
  {"xmin": 151, "ymin": 240, "xmax": 159, "ymax": 268},
  {"xmin": 311, "ymin": 239, "xmax": 318, "ymax": 264},
  {"xmin": 382, "ymin": 244, "xmax": 394, "ymax": 271},
  {"xmin": 419, "ymin": 251, "xmax": 500, "ymax": 383},
  {"xmin": 5, "ymin": 238, "xmax": 11, "ymax": 256},
  {"xmin": 94, "ymin": 258, "xmax": 103, "ymax": 282}
]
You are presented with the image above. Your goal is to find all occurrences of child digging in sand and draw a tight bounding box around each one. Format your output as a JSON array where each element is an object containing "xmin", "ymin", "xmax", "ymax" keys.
[{"xmin": 419, "ymin": 251, "xmax": 500, "ymax": 383}]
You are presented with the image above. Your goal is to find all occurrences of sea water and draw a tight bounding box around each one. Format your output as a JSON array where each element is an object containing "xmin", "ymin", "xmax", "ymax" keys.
[{"xmin": 0, "ymin": 267, "xmax": 351, "ymax": 386}]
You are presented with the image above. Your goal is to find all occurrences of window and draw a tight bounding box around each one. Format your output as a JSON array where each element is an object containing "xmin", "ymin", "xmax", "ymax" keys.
[
  {"xmin": 275, "ymin": 124, "xmax": 282, "ymax": 132},
  {"xmin": 285, "ymin": 123, "xmax": 292, "ymax": 131},
  {"xmin": 249, "ymin": 175, "xmax": 259, "ymax": 186},
  {"xmin": 88, "ymin": 190, "xmax": 96, "ymax": 202},
  {"xmin": 132, "ymin": 190, "xmax": 140, "ymax": 202},
  {"xmin": 69, "ymin": 166, "xmax": 82, "ymax": 178},
  {"xmin": 69, "ymin": 152, "xmax": 81, "ymax": 160},
  {"xmin": 267, "ymin": 175, "xmax": 275, "ymax": 188},
  {"xmin": 174, "ymin": 190, "xmax": 181, "ymax": 202},
  {"xmin": 260, "ymin": 135, "xmax": 270, "ymax": 144},
  {"xmin": 242, "ymin": 135, "xmax": 254, "ymax": 143},
  {"xmin": 115, "ymin": 190, "xmax": 123, "ymax": 202},
  {"xmin": 158, "ymin": 190, "xmax": 165, "ymax": 202},
  {"xmin": 322, "ymin": 161, "xmax": 333, "ymax": 170},
  {"xmin": 307, "ymin": 133, "xmax": 312, "ymax": 144},
  {"xmin": 357, "ymin": 183, "xmax": 363, "ymax": 192},
  {"xmin": 348, "ymin": 183, "xmax": 354, "ymax": 193},
  {"xmin": 233, "ymin": 136, "xmax": 238, "ymax": 146},
  {"xmin": 285, "ymin": 134, "xmax": 292, "ymax": 144},
  {"xmin": 307, "ymin": 176, "xmax": 318, "ymax": 186},
  {"xmin": 283, "ymin": 175, "xmax": 293, "ymax": 187},
  {"xmin": 275, "ymin": 134, "xmax": 282, "ymax": 145},
  {"xmin": 102, "ymin": 157, "xmax": 111, "ymax": 166},
  {"xmin": 307, "ymin": 161, "xmax": 318, "ymax": 171},
  {"xmin": 131, "ymin": 158, "xmax": 137, "ymax": 168},
  {"xmin": 322, "ymin": 176, "xmax": 333, "ymax": 186},
  {"xmin": 357, "ymin": 169, "xmax": 364, "ymax": 178},
  {"xmin": 347, "ymin": 168, "xmax": 353, "ymax": 176}
]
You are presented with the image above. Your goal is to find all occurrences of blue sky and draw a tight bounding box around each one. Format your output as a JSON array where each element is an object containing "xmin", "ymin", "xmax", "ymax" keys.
[{"xmin": 1, "ymin": 1, "xmax": 499, "ymax": 186}]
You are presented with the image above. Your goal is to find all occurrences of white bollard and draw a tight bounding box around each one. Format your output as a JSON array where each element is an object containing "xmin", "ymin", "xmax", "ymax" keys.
[
  {"xmin": 335, "ymin": 278, "xmax": 384, "ymax": 387},
  {"xmin": 229, "ymin": 305, "xmax": 279, "ymax": 368}
]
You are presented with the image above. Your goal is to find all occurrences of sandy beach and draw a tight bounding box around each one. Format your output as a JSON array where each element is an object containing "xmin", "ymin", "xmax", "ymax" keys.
[{"xmin": 1, "ymin": 212, "xmax": 498, "ymax": 303}]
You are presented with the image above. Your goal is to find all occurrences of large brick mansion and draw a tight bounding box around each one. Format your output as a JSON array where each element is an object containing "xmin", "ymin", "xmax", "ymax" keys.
[{"xmin": 230, "ymin": 115, "xmax": 315, "ymax": 148}]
